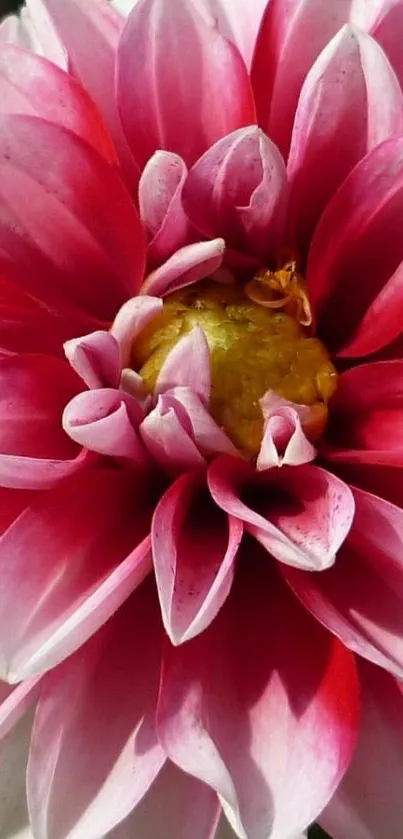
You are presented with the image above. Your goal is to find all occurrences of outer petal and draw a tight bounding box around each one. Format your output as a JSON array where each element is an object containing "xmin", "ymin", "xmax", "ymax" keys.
[
  {"xmin": 182, "ymin": 127, "xmax": 287, "ymax": 262},
  {"xmin": 141, "ymin": 239, "xmax": 225, "ymax": 298},
  {"xmin": 307, "ymin": 136, "xmax": 403, "ymax": 352},
  {"xmin": 0, "ymin": 466, "xmax": 153, "ymax": 681},
  {"xmin": 251, "ymin": 0, "xmax": 353, "ymax": 158},
  {"xmin": 287, "ymin": 25, "xmax": 403, "ymax": 252},
  {"xmin": 116, "ymin": 0, "xmax": 256, "ymax": 168},
  {"xmin": 0, "ymin": 305, "xmax": 77, "ymax": 359},
  {"xmin": 324, "ymin": 361, "xmax": 403, "ymax": 466},
  {"xmin": 24, "ymin": 0, "xmax": 68, "ymax": 67},
  {"xmin": 109, "ymin": 762, "xmax": 220, "ymax": 839},
  {"xmin": 284, "ymin": 486, "xmax": 403, "ymax": 678},
  {"xmin": 156, "ymin": 327, "xmax": 211, "ymax": 403},
  {"xmin": 158, "ymin": 550, "xmax": 359, "ymax": 839},
  {"xmin": 27, "ymin": 583, "xmax": 165, "ymax": 839},
  {"xmin": 192, "ymin": 0, "xmax": 267, "ymax": 69},
  {"xmin": 152, "ymin": 470, "xmax": 242, "ymax": 644},
  {"xmin": 368, "ymin": 0, "xmax": 403, "ymax": 92},
  {"xmin": 0, "ymin": 115, "xmax": 146, "ymax": 321},
  {"xmin": 208, "ymin": 457, "xmax": 354, "ymax": 571},
  {"xmin": 41, "ymin": 0, "xmax": 139, "ymax": 188},
  {"xmin": 139, "ymin": 151, "xmax": 191, "ymax": 268},
  {"xmin": 0, "ymin": 45, "xmax": 117, "ymax": 165},
  {"xmin": 321, "ymin": 660, "xmax": 403, "ymax": 839},
  {"xmin": 0, "ymin": 709, "xmax": 34, "ymax": 839}
]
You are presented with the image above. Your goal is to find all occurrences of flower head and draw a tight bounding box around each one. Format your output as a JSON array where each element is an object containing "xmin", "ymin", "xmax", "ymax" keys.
[{"xmin": 0, "ymin": 1, "xmax": 403, "ymax": 838}]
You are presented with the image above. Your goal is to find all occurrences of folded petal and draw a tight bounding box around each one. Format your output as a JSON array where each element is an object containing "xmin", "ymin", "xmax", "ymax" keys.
[
  {"xmin": 117, "ymin": 0, "xmax": 255, "ymax": 168},
  {"xmin": 152, "ymin": 470, "xmax": 242, "ymax": 644},
  {"xmin": 156, "ymin": 327, "xmax": 211, "ymax": 403},
  {"xmin": 307, "ymin": 136, "xmax": 403, "ymax": 352},
  {"xmin": 111, "ymin": 296, "xmax": 163, "ymax": 368},
  {"xmin": 0, "ymin": 466, "xmax": 153, "ymax": 681},
  {"xmin": 284, "ymin": 486, "xmax": 403, "ymax": 677},
  {"xmin": 63, "ymin": 388, "xmax": 147, "ymax": 466},
  {"xmin": 251, "ymin": 0, "xmax": 352, "ymax": 158},
  {"xmin": 162, "ymin": 387, "xmax": 237, "ymax": 459},
  {"xmin": 141, "ymin": 239, "xmax": 225, "ymax": 298},
  {"xmin": 257, "ymin": 392, "xmax": 317, "ymax": 470},
  {"xmin": 182, "ymin": 127, "xmax": 287, "ymax": 262},
  {"xmin": 324, "ymin": 360, "xmax": 403, "ymax": 466},
  {"xmin": 158, "ymin": 550, "xmax": 359, "ymax": 839},
  {"xmin": 41, "ymin": 0, "xmax": 139, "ymax": 188},
  {"xmin": 140, "ymin": 396, "xmax": 206, "ymax": 474},
  {"xmin": 139, "ymin": 151, "xmax": 191, "ymax": 268},
  {"xmin": 287, "ymin": 25, "xmax": 403, "ymax": 253},
  {"xmin": 0, "ymin": 115, "xmax": 146, "ymax": 321},
  {"xmin": 208, "ymin": 456, "xmax": 354, "ymax": 571},
  {"xmin": 0, "ymin": 45, "xmax": 117, "ymax": 165},
  {"xmin": 64, "ymin": 330, "xmax": 121, "ymax": 389},
  {"xmin": 321, "ymin": 660, "xmax": 403, "ymax": 839},
  {"xmin": 28, "ymin": 582, "xmax": 165, "ymax": 839}
]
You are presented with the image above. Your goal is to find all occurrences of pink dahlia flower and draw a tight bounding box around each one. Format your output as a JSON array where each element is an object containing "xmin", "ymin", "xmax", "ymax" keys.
[{"xmin": 1, "ymin": 0, "xmax": 403, "ymax": 837}]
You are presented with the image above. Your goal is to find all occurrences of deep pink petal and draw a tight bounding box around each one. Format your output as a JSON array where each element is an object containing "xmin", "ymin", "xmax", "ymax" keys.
[
  {"xmin": 321, "ymin": 660, "xmax": 403, "ymax": 839},
  {"xmin": 284, "ymin": 486, "xmax": 403, "ymax": 677},
  {"xmin": 182, "ymin": 126, "xmax": 287, "ymax": 262},
  {"xmin": 338, "ymin": 259, "xmax": 403, "ymax": 357},
  {"xmin": 0, "ymin": 304, "xmax": 79, "ymax": 358},
  {"xmin": 28, "ymin": 582, "xmax": 165, "ymax": 839},
  {"xmin": 111, "ymin": 295, "xmax": 163, "ymax": 368},
  {"xmin": 324, "ymin": 360, "xmax": 403, "ymax": 466},
  {"xmin": 64, "ymin": 330, "xmax": 121, "ymax": 389},
  {"xmin": 140, "ymin": 397, "xmax": 205, "ymax": 474},
  {"xmin": 152, "ymin": 471, "xmax": 242, "ymax": 644},
  {"xmin": 139, "ymin": 151, "xmax": 191, "ymax": 268},
  {"xmin": 251, "ymin": 0, "xmax": 352, "ymax": 159},
  {"xmin": 0, "ymin": 466, "xmax": 153, "ymax": 681},
  {"xmin": 158, "ymin": 550, "xmax": 359, "ymax": 839},
  {"xmin": 141, "ymin": 239, "xmax": 225, "ymax": 298},
  {"xmin": 63, "ymin": 388, "xmax": 147, "ymax": 466},
  {"xmin": 288, "ymin": 25, "xmax": 403, "ymax": 253},
  {"xmin": 307, "ymin": 136, "xmax": 403, "ymax": 352},
  {"xmin": 156, "ymin": 327, "xmax": 211, "ymax": 403},
  {"xmin": 0, "ymin": 44, "xmax": 118, "ymax": 165},
  {"xmin": 208, "ymin": 456, "xmax": 354, "ymax": 571},
  {"xmin": 0, "ymin": 115, "xmax": 146, "ymax": 321},
  {"xmin": 109, "ymin": 762, "xmax": 220, "ymax": 839},
  {"xmin": 41, "ymin": 0, "xmax": 139, "ymax": 188},
  {"xmin": 192, "ymin": 0, "xmax": 267, "ymax": 69},
  {"xmin": 117, "ymin": 0, "xmax": 255, "ymax": 169}
]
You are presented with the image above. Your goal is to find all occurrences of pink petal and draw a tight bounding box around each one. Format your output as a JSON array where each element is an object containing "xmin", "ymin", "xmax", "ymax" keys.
[
  {"xmin": 307, "ymin": 136, "xmax": 403, "ymax": 353},
  {"xmin": 28, "ymin": 582, "xmax": 165, "ymax": 839},
  {"xmin": 0, "ymin": 115, "xmax": 146, "ymax": 321},
  {"xmin": 64, "ymin": 330, "xmax": 121, "ymax": 389},
  {"xmin": 117, "ymin": 0, "xmax": 255, "ymax": 169},
  {"xmin": 0, "ymin": 466, "xmax": 153, "ymax": 681},
  {"xmin": 0, "ymin": 705, "xmax": 34, "ymax": 839},
  {"xmin": 192, "ymin": 0, "xmax": 267, "ymax": 69},
  {"xmin": 0, "ymin": 44, "xmax": 117, "ymax": 165},
  {"xmin": 251, "ymin": 0, "xmax": 352, "ymax": 159},
  {"xmin": 141, "ymin": 239, "xmax": 225, "ymax": 298},
  {"xmin": 152, "ymin": 470, "xmax": 242, "ymax": 644},
  {"xmin": 139, "ymin": 151, "xmax": 191, "ymax": 268},
  {"xmin": 63, "ymin": 388, "xmax": 147, "ymax": 466},
  {"xmin": 140, "ymin": 397, "xmax": 206, "ymax": 474},
  {"xmin": 257, "ymin": 391, "xmax": 317, "ymax": 469},
  {"xmin": 284, "ymin": 486, "xmax": 403, "ymax": 678},
  {"xmin": 0, "ymin": 353, "xmax": 90, "ymax": 490},
  {"xmin": 324, "ymin": 360, "xmax": 403, "ymax": 466},
  {"xmin": 157, "ymin": 549, "xmax": 359, "ymax": 839},
  {"xmin": 111, "ymin": 295, "xmax": 163, "ymax": 368},
  {"xmin": 0, "ymin": 678, "xmax": 41, "ymax": 741},
  {"xmin": 182, "ymin": 126, "xmax": 287, "ymax": 262},
  {"xmin": 321, "ymin": 660, "xmax": 403, "ymax": 839},
  {"xmin": 24, "ymin": 0, "xmax": 68, "ymax": 67},
  {"xmin": 156, "ymin": 327, "xmax": 211, "ymax": 403},
  {"xmin": 287, "ymin": 25, "xmax": 403, "ymax": 253},
  {"xmin": 41, "ymin": 0, "xmax": 139, "ymax": 188},
  {"xmin": 109, "ymin": 762, "xmax": 220, "ymax": 839},
  {"xmin": 368, "ymin": 0, "xmax": 403, "ymax": 93},
  {"xmin": 163, "ymin": 387, "xmax": 237, "ymax": 459},
  {"xmin": 208, "ymin": 456, "xmax": 355, "ymax": 571}
]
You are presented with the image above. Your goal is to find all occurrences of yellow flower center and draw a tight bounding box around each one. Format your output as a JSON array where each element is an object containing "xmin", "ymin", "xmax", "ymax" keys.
[{"xmin": 132, "ymin": 270, "xmax": 337, "ymax": 456}]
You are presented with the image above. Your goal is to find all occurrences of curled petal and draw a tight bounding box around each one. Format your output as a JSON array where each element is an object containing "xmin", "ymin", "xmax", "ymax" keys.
[
  {"xmin": 152, "ymin": 470, "xmax": 242, "ymax": 644},
  {"xmin": 157, "ymin": 550, "xmax": 359, "ymax": 839},
  {"xmin": 64, "ymin": 330, "xmax": 121, "ymax": 389},
  {"xmin": 63, "ymin": 388, "xmax": 147, "ymax": 466},
  {"xmin": 156, "ymin": 327, "xmax": 211, "ymax": 403},
  {"xmin": 28, "ymin": 584, "xmax": 165, "ymax": 839},
  {"xmin": 257, "ymin": 391, "xmax": 317, "ymax": 469},
  {"xmin": 140, "ymin": 398, "xmax": 205, "ymax": 474},
  {"xmin": 182, "ymin": 126, "xmax": 287, "ymax": 262},
  {"xmin": 164, "ymin": 387, "xmax": 237, "ymax": 459},
  {"xmin": 111, "ymin": 296, "xmax": 163, "ymax": 369},
  {"xmin": 208, "ymin": 456, "xmax": 355, "ymax": 571},
  {"xmin": 139, "ymin": 151, "xmax": 191, "ymax": 267},
  {"xmin": 288, "ymin": 25, "xmax": 403, "ymax": 252},
  {"xmin": 0, "ymin": 44, "xmax": 117, "ymax": 164},
  {"xmin": 141, "ymin": 239, "xmax": 225, "ymax": 298},
  {"xmin": 117, "ymin": 0, "xmax": 255, "ymax": 168}
]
